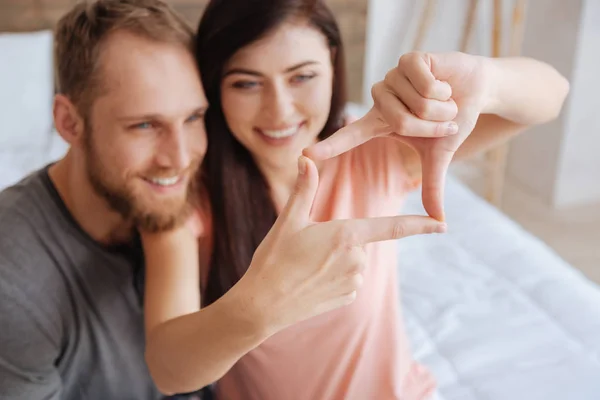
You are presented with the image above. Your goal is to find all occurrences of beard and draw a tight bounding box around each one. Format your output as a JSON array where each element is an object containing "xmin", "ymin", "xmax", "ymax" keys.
[{"xmin": 83, "ymin": 129, "xmax": 200, "ymax": 233}]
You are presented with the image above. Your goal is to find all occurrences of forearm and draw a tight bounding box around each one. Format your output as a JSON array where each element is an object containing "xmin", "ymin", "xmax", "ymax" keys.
[
  {"xmin": 145, "ymin": 282, "xmax": 269, "ymax": 395},
  {"xmin": 453, "ymin": 57, "xmax": 569, "ymax": 161},
  {"xmin": 483, "ymin": 57, "xmax": 570, "ymax": 125}
]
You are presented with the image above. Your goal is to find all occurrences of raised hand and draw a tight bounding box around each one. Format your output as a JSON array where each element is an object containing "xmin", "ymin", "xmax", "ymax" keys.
[
  {"xmin": 305, "ymin": 52, "xmax": 493, "ymax": 221},
  {"xmin": 237, "ymin": 156, "xmax": 446, "ymax": 333}
]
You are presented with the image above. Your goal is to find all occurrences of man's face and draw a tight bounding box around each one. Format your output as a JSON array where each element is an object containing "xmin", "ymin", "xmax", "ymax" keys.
[{"xmin": 84, "ymin": 31, "xmax": 208, "ymax": 232}]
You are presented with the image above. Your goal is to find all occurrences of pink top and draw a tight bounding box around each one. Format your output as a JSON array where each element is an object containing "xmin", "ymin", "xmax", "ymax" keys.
[{"xmin": 205, "ymin": 138, "xmax": 434, "ymax": 400}]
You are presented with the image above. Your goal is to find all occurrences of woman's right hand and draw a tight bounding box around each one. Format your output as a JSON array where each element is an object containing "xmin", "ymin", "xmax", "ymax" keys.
[{"xmin": 232, "ymin": 156, "xmax": 446, "ymax": 335}]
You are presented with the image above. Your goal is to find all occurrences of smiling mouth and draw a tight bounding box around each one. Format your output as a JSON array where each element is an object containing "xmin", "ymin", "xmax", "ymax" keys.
[
  {"xmin": 258, "ymin": 123, "xmax": 303, "ymax": 139},
  {"xmin": 143, "ymin": 175, "xmax": 182, "ymax": 188}
]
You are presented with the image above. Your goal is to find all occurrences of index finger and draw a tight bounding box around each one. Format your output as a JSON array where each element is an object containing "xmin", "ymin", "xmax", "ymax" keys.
[
  {"xmin": 303, "ymin": 108, "xmax": 388, "ymax": 161},
  {"xmin": 335, "ymin": 215, "xmax": 447, "ymax": 245}
]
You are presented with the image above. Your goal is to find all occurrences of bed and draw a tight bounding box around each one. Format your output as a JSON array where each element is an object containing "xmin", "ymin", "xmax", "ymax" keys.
[
  {"xmin": 2, "ymin": 28, "xmax": 600, "ymax": 400},
  {"xmin": 401, "ymin": 177, "xmax": 600, "ymax": 400}
]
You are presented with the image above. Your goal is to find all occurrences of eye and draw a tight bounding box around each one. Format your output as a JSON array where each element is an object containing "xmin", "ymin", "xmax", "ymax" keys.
[
  {"xmin": 291, "ymin": 73, "xmax": 316, "ymax": 84},
  {"xmin": 232, "ymin": 80, "xmax": 260, "ymax": 90},
  {"xmin": 186, "ymin": 112, "xmax": 204, "ymax": 123},
  {"xmin": 131, "ymin": 121, "xmax": 154, "ymax": 130}
]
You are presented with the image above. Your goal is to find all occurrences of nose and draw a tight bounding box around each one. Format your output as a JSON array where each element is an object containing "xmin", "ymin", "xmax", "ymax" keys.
[
  {"xmin": 262, "ymin": 80, "xmax": 295, "ymax": 123},
  {"xmin": 156, "ymin": 126, "xmax": 192, "ymax": 171}
]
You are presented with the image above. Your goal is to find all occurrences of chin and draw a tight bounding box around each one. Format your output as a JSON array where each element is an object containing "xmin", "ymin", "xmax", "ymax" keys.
[
  {"xmin": 134, "ymin": 208, "xmax": 189, "ymax": 233},
  {"xmin": 132, "ymin": 198, "xmax": 191, "ymax": 233}
]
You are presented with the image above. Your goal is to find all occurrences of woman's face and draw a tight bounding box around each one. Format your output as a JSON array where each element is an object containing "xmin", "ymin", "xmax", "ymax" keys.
[{"xmin": 220, "ymin": 21, "xmax": 334, "ymax": 171}]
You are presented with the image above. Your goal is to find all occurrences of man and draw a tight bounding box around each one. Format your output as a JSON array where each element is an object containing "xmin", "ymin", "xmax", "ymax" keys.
[
  {"xmin": 0, "ymin": 1, "xmax": 442, "ymax": 399},
  {"xmin": 0, "ymin": 3, "xmax": 205, "ymax": 398}
]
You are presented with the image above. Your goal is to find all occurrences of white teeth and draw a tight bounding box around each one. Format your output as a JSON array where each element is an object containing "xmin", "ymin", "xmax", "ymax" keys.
[
  {"xmin": 261, "ymin": 125, "xmax": 299, "ymax": 139},
  {"xmin": 148, "ymin": 176, "xmax": 179, "ymax": 186}
]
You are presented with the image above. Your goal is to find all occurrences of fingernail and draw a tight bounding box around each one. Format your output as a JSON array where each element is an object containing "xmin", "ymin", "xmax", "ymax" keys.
[
  {"xmin": 298, "ymin": 156, "xmax": 307, "ymax": 175},
  {"xmin": 446, "ymin": 122, "xmax": 458, "ymax": 136},
  {"xmin": 435, "ymin": 223, "xmax": 447, "ymax": 233}
]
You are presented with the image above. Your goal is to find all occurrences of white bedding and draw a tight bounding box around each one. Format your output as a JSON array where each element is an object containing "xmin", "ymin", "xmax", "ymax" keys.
[
  {"xmin": 400, "ymin": 177, "xmax": 600, "ymax": 400},
  {"xmin": 0, "ymin": 131, "xmax": 68, "ymax": 190}
]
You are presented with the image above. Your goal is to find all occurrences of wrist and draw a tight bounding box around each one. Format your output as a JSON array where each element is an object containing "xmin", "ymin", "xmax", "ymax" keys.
[
  {"xmin": 481, "ymin": 56, "xmax": 502, "ymax": 115},
  {"xmin": 219, "ymin": 275, "xmax": 274, "ymax": 343}
]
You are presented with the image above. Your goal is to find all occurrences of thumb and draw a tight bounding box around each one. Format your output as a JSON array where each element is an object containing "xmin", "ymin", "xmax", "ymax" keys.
[
  {"xmin": 420, "ymin": 102, "xmax": 480, "ymax": 221},
  {"xmin": 303, "ymin": 108, "xmax": 390, "ymax": 161},
  {"xmin": 420, "ymin": 150, "xmax": 453, "ymax": 222},
  {"xmin": 276, "ymin": 156, "xmax": 320, "ymax": 231}
]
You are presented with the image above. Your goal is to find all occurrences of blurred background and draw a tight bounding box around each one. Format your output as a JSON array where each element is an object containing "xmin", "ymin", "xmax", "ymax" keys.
[{"xmin": 0, "ymin": 0, "xmax": 598, "ymax": 283}]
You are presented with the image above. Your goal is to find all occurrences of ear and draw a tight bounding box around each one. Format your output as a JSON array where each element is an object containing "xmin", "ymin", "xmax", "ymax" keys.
[{"xmin": 53, "ymin": 94, "xmax": 85, "ymax": 146}]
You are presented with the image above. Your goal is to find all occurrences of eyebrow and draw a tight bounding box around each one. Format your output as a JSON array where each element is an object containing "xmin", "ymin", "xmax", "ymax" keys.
[
  {"xmin": 223, "ymin": 61, "xmax": 320, "ymax": 78},
  {"xmin": 116, "ymin": 105, "xmax": 209, "ymax": 122}
]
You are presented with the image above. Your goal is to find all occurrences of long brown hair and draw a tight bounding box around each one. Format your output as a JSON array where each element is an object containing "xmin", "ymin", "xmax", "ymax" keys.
[{"xmin": 196, "ymin": 0, "xmax": 348, "ymax": 305}]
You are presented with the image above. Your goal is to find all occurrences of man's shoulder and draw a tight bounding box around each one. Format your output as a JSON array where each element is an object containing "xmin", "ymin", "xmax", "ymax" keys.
[
  {"xmin": 0, "ymin": 172, "xmax": 67, "ymax": 369},
  {"xmin": 0, "ymin": 168, "xmax": 64, "ymax": 274},
  {"xmin": 0, "ymin": 167, "xmax": 55, "ymax": 234},
  {"xmin": 0, "ymin": 170, "xmax": 73, "ymax": 330}
]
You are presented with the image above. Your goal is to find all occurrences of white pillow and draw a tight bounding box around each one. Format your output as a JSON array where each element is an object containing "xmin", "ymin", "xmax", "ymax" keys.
[
  {"xmin": 0, "ymin": 131, "xmax": 68, "ymax": 191},
  {"xmin": 0, "ymin": 147, "xmax": 47, "ymax": 190},
  {"xmin": 0, "ymin": 30, "xmax": 54, "ymax": 150}
]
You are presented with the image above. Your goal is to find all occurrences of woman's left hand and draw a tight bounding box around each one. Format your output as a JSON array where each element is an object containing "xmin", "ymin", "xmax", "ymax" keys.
[{"xmin": 305, "ymin": 51, "xmax": 495, "ymax": 221}]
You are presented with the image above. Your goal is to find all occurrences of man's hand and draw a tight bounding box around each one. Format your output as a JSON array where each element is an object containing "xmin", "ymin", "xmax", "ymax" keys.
[
  {"xmin": 305, "ymin": 52, "xmax": 494, "ymax": 221},
  {"xmin": 235, "ymin": 156, "xmax": 446, "ymax": 334}
]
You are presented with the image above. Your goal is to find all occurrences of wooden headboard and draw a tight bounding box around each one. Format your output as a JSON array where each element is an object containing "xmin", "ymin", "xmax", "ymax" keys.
[{"xmin": 0, "ymin": 0, "xmax": 366, "ymax": 102}]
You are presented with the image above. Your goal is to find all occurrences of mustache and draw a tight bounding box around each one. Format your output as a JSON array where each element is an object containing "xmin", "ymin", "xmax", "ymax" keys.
[{"xmin": 142, "ymin": 158, "xmax": 202, "ymax": 179}]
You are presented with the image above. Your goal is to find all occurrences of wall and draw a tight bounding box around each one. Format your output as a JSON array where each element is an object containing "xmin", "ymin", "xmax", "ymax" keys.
[
  {"xmin": 0, "ymin": 0, "xmax": 368, "ymax": 103},
  {"xmin": 505, "ymin": 0, "xmax": 600, "ymax": 208},
  {"xmin": 502, "ymin": 0, "xmax": 582, "ymax": 207},
  {"xmin": 553, "ymin": 0, "xmax": 600, "ymax": 206},
  {"xmin": 363, "ymin": 0, "xmax": 516, "ymax": 105},
  {"xmin": 364, "ymin": 0, "xmax": 600, "ymax": 208}
]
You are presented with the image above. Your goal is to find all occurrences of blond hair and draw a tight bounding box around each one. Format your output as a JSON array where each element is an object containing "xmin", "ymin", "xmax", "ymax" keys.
[{"xmin": 54, "ymin": 0, "xmax": 194, "ymax": 116}]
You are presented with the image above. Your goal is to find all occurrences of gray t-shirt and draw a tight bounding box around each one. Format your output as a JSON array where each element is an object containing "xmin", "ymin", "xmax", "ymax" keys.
[{"xmin": 0, "ymin": 167, "xmax": 163, "ymax": 400}]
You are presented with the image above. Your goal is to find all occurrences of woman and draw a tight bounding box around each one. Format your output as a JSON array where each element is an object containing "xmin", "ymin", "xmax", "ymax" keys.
[{"xmin": 142, "ymin": 0, "xmax": 569, "ymax": 398}]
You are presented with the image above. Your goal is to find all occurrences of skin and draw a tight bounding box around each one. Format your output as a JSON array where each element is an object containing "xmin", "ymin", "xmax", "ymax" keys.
[
  {"xmin": 220, "ymin": 21, "xmax": 334, "ymax": 210},
  {"xmin": 50, "ymin": 30, "xmax": 208, "ymax": 245}
]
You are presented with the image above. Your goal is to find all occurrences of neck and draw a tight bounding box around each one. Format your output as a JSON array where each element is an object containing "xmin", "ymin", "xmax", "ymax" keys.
[
  {"xmin": 257, "ymin": 160, "xmax": 299, "ymax": 213},
  {"xmin": 48, "ymin": 151, "xmax": 134, "ymax": 246},
  {"xmin": 255, "ymin": 150, "xmax": 323, "ymax": 213}
]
